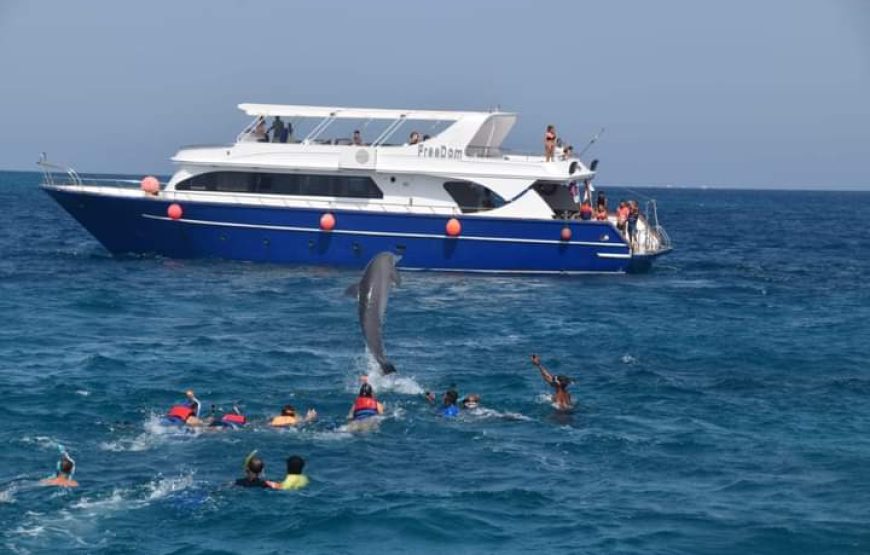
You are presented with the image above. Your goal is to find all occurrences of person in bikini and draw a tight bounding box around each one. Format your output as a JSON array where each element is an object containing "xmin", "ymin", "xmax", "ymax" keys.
[{"xmin": 544, "ymin": 125, "xmax": 557, "ymax": 162}]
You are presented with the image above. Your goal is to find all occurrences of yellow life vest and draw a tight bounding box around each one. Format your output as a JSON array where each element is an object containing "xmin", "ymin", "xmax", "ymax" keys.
[{"xmin": 279, "ymin": 474, "xmax": 309, "ymax": 491}]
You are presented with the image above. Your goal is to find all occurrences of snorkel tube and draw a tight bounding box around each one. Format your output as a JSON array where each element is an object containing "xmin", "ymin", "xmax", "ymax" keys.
[
  {"xmin": 243, "ymin": 450, "xmax": 258, "ymax": 473},
  {"xmin": 55, "ymin": 444, "xmax": 76, "ymax": 479}
]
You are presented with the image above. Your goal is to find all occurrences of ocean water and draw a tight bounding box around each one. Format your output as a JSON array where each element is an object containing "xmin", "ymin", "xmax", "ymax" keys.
[{"xmin": 0, "ymin": 170, "xmax": 868, "ymax": 554}]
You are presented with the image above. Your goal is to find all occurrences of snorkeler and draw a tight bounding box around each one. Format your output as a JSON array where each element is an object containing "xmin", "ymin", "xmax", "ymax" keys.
[
  {"xmin": 277, "ymin": 455, "xmax": 309, "ymax": 491},
  {"xmin": 41, "ymin": 445, "xmax": 78, "ymax": 488},
  {"xmin": 347, "ymin": 376, "xmax": 384, "ymax": 422},
  {"xmin": 461, "ymin": 393, "xmax": 481, "ymax": 409},
  {"xmin": 270, "ymin": 404, "xmax": 317, "ymax": 427},
  {"xmin": 425, "ymin": 386, "xmax": 461, "ymax": 418},
  {"xmin": 211, "ymin": 405, "xmax": 247, "ymax": 429},
  {"xmin": 531, "ymin": 354, "xmax": 573, "ymax": 410},
  {"xmin": 234, "ymin": 451, "xmax": 277, "ymax": 489},
  {"xmin": 165, "ymin": 389, "xmax": 204, "ymax": 426}
]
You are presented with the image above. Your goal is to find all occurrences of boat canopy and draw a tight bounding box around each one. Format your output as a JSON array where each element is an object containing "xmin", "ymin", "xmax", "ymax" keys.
[{"xmin": 238, "ymin": 103, "xmax": 508, "ymax": 122}]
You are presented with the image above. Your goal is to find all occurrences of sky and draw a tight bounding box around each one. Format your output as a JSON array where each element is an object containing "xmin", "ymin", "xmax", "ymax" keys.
[{"xmin": 0, "ymin": 0, "xmax": 868, "ymax": 189}]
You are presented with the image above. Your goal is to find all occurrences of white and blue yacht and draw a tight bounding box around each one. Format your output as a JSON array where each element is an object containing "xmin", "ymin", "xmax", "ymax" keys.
[{"xmin": 40, "ymin": 103, "xmax": 671, "ymax": 274}]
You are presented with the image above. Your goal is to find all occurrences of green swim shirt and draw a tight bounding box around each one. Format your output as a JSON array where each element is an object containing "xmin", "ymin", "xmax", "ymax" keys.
[{"xmin": 279, "ymin": 474, "xmax": 309, "ymax": 490}]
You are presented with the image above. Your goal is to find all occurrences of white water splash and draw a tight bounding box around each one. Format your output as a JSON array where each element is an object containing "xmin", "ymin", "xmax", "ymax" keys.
[
  {"xmin": 75, "ymin": 389, "xmax": 90, "ymax": 397},
  {"xmin": 99, "ymin": 413, "xmax": 197, "ymax": 452},
  {"xmin": 347, "ymin": 353, "xmax": 425, "ymax": 395},
  {"xmin": 0, "ymin": 484, "xmax": 17, "ymax": 504},
  {"xmin": 145, "ymin": 473, "xmax": 195, "ymax": 501},
  {"xmin": 621, "ymin": 354, "xmax": 638, "ymax": 364},
  {"xmin": 368, "ymin": 372, "xmax": 424, "ymax": 395}
]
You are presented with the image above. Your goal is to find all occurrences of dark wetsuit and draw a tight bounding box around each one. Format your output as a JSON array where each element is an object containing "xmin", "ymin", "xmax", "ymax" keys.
[{"xmin": 234, "ymin": 477, "xmax": 271, "ymax": 488}]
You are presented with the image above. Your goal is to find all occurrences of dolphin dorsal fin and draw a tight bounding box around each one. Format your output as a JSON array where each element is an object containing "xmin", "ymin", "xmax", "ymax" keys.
[{"xmin": 344, "ymin": 282, "xmax": 360, "ymax": 299}]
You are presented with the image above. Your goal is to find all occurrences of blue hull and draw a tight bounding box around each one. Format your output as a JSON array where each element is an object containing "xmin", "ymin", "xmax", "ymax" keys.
[{"xmin": 45, "ymin": 187, "xmax": 666, "ymax": 274}]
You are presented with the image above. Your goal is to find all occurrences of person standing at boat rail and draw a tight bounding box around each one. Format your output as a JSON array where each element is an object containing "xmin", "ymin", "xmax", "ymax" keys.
[
  {"xmin": 627, "ymin": 200, "xmax": 640, "ymax": 250},
  {"xmin": 544, "ymin": 125, "xmax": 557, "ymax": 161}
]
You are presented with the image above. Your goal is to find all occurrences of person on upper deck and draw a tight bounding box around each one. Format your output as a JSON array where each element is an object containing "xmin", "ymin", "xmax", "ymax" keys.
[
  {"xmin": 279, "ymin": 121, "xmax": 292, "ymax": 143},
  {"xmin": 352, "ymin": 130, "xmax": 363, "ymax": 146},
  {"xmin": 254, "ymin": 117, "xmax": 268, "ymax": 142},
  {"xmin": 561, "ymin": 145, "xmax": 574, "ymax": 160},
  {"xmin": 270, "ymin": 117, "xmax": 285, "ymax": 144},
  {"xmin": 408, "ymin": 131, "xmax": 421, "ymax": 145},
  {"xmin": 544, "ymin": 125, "xmax": 557, "ymax": 162}
]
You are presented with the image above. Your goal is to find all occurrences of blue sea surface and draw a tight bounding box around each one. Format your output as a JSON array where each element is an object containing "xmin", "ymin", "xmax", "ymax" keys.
[{"xmin": 0, "ymin": 171, "xmax": 868, "ymax": 554}]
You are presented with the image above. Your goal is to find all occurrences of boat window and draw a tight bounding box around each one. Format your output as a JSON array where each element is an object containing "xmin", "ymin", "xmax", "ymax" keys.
[
  {"xmin": 176, "ymin": 172, "xmax": 383, "ymax": 198},
  {"xmin": 532, "ymin": 181, "xmax": 577, "ymax": 217},
  {"xmin": 443, "ymin": 181, "xmax": 505, "ymax": 214}
]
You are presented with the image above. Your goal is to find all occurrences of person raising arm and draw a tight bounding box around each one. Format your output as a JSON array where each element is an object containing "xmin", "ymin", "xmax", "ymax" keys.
[{"xmin": 531, "ymin": 354, "xmax": 573, "ymax": 410}]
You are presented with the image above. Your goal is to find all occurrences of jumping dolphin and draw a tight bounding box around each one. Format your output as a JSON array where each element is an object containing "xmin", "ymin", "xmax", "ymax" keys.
[{"xmin": 346, "ymin": 252, "xmax": 401, "ymax": 374}]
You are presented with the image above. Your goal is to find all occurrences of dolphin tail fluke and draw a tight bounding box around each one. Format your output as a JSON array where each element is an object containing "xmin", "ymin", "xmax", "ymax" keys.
[{"xmin": 380, "ymin": 361, "xmax": 397, "ymax": 374}]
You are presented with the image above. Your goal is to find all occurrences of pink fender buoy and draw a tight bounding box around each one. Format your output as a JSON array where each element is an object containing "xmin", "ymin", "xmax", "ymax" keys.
[
  {"xmin": 320, "ymin": 212, "xmax": 336, "ymax": 231},
  {"xmin": 561, "ymin": 226, "xmax": 572, "ymax": 241},
  {"xmin": 140, "ymin": 176, "xmax": 159, "ymax": 194},
  {"xmin": 167, "ymin": 203, "xmax": 183, "ymax": 220},
  {"xmin": 445, "ymin": 218, "xmax": 462, "ymax": 237}
]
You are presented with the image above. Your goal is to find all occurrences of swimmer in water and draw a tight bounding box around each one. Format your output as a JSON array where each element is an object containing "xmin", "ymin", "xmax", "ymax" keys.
[
  {"xmin": 165, "ymin": 389, "xmax": 204, "ymax": 426},
  {"xmin": 277, "ymin": 455, "xmax": 309, "ymax": 491},
  {"xmin": 41, "ymin": 446, "xmax": 78, "ymax": 488},
  {"xmin": 210, "ymin": 405, "xmax": 247, "ymax": 430},
  {"xmin": 270, "ymin": 404, "xmax": 317, "ymax": 427},
  {"xmin": 348, "ymin": 376, "xmax": 384, "ymax": 422},
  {"xmin": 235, "ymin": 451, "xmax": 277, "ymax": 489},
  {"xmin": 461, "ymin": 393, "xmax": 481, "ymax": 409},
  {"xmin": 425, "ymin": 386, "xmax": 461, "ymax": 418},
  {"xmin": 531, "ymin": 354, "xmax": 573, "ymax": 410}
]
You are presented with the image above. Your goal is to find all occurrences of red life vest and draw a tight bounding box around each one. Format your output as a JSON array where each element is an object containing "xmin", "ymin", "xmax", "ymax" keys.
[
  {"xmin": 353, "ymin": 396, "xmax": 378, "ymax": 413},
  {"xmin": 221, "ymin": 413, "xmax": 246, "ymax": 426},
  {"xmin": 167, "ymin": 405, "xmax": 194, "ymax": 421}
]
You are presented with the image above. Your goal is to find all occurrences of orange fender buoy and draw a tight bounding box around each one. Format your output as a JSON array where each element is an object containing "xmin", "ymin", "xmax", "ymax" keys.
[
  {"xmin": 140, "ymin": 176, "xmax": 159, "ymax": 194},
  {"xmin": 320, "ymin": 213, "xmax": 336, "ymax": 231},
  {"xmin": 167, "ymin": 203, "xmax": 183, "ymax": 220},
  {"xmin": 560, "ymin": 226, "xmax": 572, "ymax": 241},
  {"xmin": 445, "ymin": 218, "xmax": 461, "ymax": 237}
]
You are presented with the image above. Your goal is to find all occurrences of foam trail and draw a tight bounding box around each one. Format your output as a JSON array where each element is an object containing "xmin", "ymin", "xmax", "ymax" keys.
[{"xmin": 465, "ymin": 407, "xmax": 532, "ymax": 421}]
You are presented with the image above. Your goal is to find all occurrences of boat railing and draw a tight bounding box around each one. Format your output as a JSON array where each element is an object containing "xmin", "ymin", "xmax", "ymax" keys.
[
  {"xmin": 37, "ymin": 153, "xmax": 82, "ymax": 187},
  {"xmin": 640, "ymin": 199, "xmax": 672, "ymax": 253}
]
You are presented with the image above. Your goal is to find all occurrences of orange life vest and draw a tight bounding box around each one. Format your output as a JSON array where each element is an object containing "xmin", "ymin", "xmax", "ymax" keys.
[
  {"xmin": 352, "ymin": 396, "xmax": 379, "ymax": 419},
  {"xmin": 167, "ymin": 405, "xmax": 194, "ymax": 421},
  {"xmin": 221, "ymin": 413, "xmax": 246, "ymax": 426}
]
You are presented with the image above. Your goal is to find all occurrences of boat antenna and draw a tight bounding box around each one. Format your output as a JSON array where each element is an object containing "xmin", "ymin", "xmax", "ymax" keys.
[{"xmin": 578, "ymin": 127, "xmax": 605, "ymax": 158}]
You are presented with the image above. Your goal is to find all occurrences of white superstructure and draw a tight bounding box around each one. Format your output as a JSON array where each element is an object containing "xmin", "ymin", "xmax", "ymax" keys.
[{"xmin": 165, "ymin": 103, "xmax": 594, "ymax": 220}]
